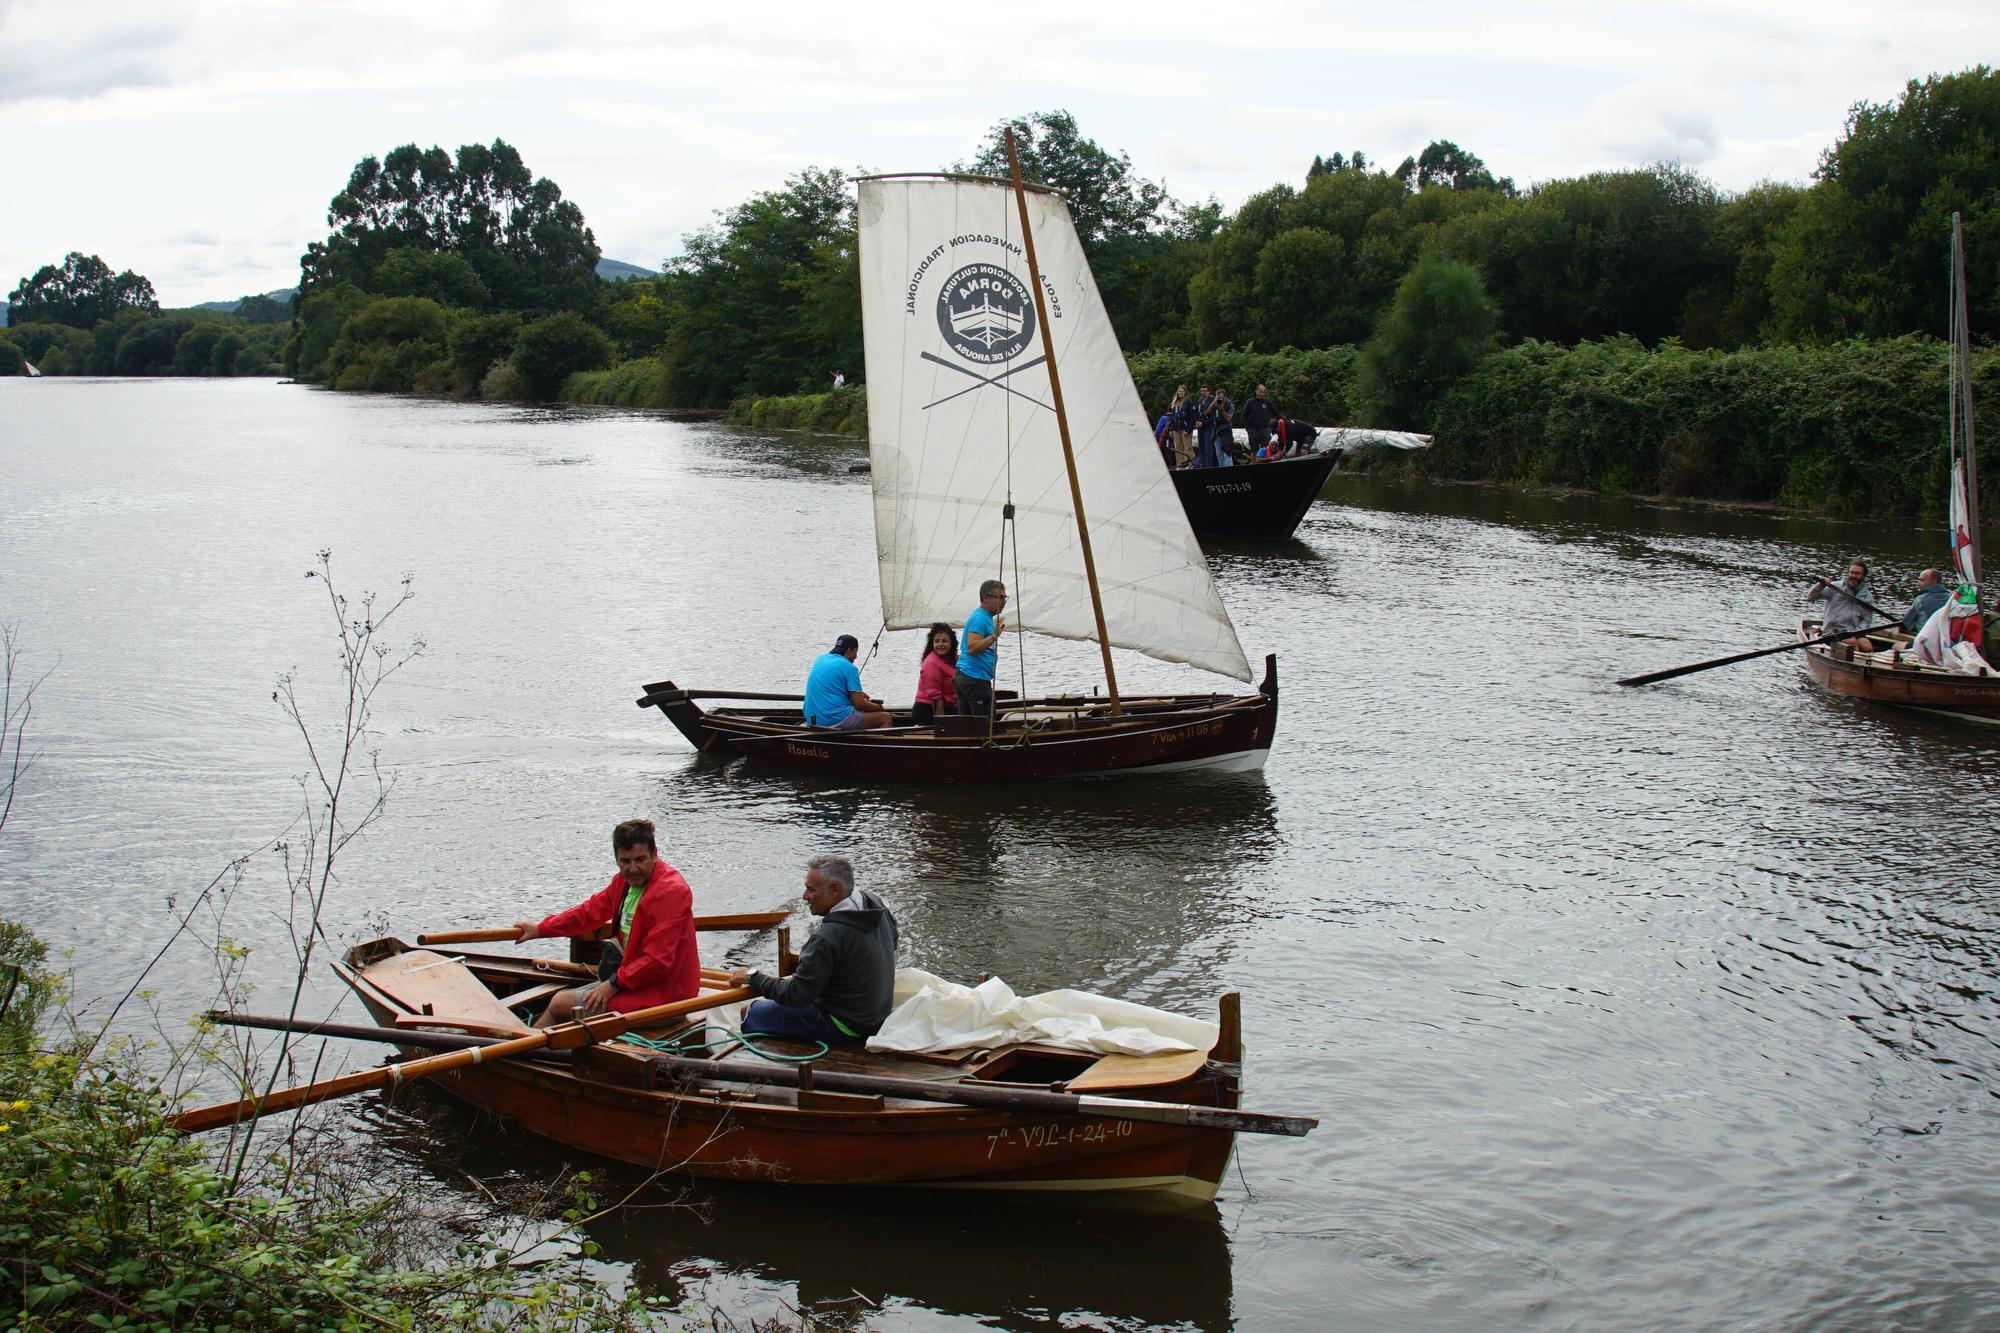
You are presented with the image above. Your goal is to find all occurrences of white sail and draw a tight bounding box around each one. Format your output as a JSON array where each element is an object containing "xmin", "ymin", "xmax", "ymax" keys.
[{"xmin": 857, "ymin": 175, "xmax": 1251, "ymax": 682}]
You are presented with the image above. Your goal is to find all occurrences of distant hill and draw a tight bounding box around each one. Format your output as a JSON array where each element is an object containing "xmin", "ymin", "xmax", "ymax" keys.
[
  {"xmin": 597, "ymin": 258, "xmax": 658, "ymax": 282},
  {"xmin": 194, "ymin": 288, "xmax": 297, "ymax": 314}
]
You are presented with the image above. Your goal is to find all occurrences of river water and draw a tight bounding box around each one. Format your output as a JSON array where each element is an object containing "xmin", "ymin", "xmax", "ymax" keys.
[{"xmin": 3, "ymin": 378, "xmax": 1997, "ymax": 1330}]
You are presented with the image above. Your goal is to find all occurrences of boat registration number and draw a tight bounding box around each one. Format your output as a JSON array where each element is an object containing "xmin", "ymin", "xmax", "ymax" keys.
[
  {"xmin": 1151, "ymin": 720, "xmax": 1220, "ymax": 747},
  {"xmin": 1203, "ymin": 482, "xmax": 1252, "ymax": 494},
  {"xmin": 986, "ymin": 1119, "xmax": 1134, "ymax": 1157}
]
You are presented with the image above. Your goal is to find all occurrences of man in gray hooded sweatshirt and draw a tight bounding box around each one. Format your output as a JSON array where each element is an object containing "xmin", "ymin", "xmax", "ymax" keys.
[{"xmin": 730, "ymin": 855, "xmax": 898, "ymax": 1046}]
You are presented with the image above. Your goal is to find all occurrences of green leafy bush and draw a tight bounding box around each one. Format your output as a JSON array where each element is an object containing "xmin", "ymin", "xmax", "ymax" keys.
[
  {"xmin": 566, "ymin": 358, "xmax": 671, "ymax": 408},
  {"xmin": 728, "ymin": 384, "xmax": 868, "ymax": 435},
  {"xmin": 1128, "ymin": 345, "xmax": 1359, "ymax": 425},
  {"xmin": 512, "ymin": 312, "xmax": 615, "ymax": 401}
]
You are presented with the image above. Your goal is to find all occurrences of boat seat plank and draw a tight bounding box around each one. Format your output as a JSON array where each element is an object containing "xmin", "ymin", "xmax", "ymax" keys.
[
  {"xmin": 361, "ymin": 949, "xmax": 532, "ymax": 1035},
  {"xmin": 499, "ymin": 981, "xmax": 571, "ymax": 1013},
  {"xmin": 1065, "ymin": 1048, "xmax": 1209, "ymax": 1091}
]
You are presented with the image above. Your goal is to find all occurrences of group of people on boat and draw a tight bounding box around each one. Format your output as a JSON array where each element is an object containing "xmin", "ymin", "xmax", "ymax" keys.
[
  {"xmin": 1154, "ymin": 383, "xmax": 1317, "ymax": 469},
  {"xmin": 514, "ymin": 819, "xmax": 899, "ymax": 1048},
  {"xmin": 802, "ymin": 580, "xmax": 1010, "ymax": 730},
  {"xmin": 1807, "ymin": 559, "xmax": 1988, "ymax": 667}
]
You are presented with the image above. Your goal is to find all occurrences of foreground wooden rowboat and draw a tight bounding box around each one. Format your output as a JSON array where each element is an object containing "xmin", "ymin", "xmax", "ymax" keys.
[
  {"xmin": 337, "ymin": 937, "xmax": 1248, "ymax": 1202},
  {"xmin": 1798, "ymin": 618, "xmax": 2000, "ymax": 722},
  {"xmin": 637, "ymin": 656, "xmax": 1279, "ymax": 782}
]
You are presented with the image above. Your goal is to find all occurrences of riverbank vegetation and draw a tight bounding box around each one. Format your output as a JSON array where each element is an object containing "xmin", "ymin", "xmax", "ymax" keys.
[{"xmin": 7, "ymin": 68, "xmax": 1997, "ymax": 515}]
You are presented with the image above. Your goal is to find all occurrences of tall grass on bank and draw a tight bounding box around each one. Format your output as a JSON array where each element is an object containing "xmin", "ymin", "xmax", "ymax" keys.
[
  {"xmin": 726, "ymin": 385, "xmax": 868, "ymax": 436},
  {"xmin": 565, "ymin": 358, "xmax": 671, "ymax": 408}
]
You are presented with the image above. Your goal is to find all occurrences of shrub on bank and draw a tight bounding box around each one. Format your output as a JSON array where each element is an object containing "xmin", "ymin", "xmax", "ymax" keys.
[
  {"xmin": 1127, "ymin": 345, "xmax": 1359, "ymax": 425},
  {"xmin": 568, "ymin": 357, "xmax": 671, "ymax": 407},
  {"xmin": 1427, "ymin": 334, "xmax": 1999, "ymax": 515},
  {"xmin": 0, "ymin": 919, "xmax": 699, "ymax": 1330},
  {"xmin": 513, "ymin": 312, "xmax": 616, "ymax": 401},
  {"xmin": 729, "ymin": 384, "xmax": 868, "ymax": 435}
]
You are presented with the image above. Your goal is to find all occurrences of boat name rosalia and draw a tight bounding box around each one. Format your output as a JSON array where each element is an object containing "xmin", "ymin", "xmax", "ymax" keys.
[
  {"xmin": 784, "ymin": 742, "xmax": 833, "ymax": 760},
  {"xmin": 1151, "ymin": 721, "xmax": 1221, "ymax": 747},
  {"xmin": 987, "ymin": 1119, "xmax": 1134, "ymax": 1158}
]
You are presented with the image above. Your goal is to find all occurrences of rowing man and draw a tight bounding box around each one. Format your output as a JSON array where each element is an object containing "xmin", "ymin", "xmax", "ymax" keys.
[
  {"xmin": 1808, "ymin": 560, "xmax": 1876, "ymax": 644},
  {"xmin": 513, "ymin": 818, "xmax": 699, "ymax": 1027}
]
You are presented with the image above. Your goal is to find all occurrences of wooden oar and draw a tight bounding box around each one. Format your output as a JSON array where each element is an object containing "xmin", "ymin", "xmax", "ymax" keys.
[
  {"xmin": 169, "ymin": 986, "xmax": 753, "ymax": 1135},
  {"xmin": 643, "ymin": 1054, "xmax": 1317, "ymax": 1137},
  {"xmin": 417, "ymin": 911, "xmax": 788, "ymax": 946},
  {"xmin": 1618, "ymin": 619, "xmax": 1903, "ymax": 687},
  {"xmin": 197, "ymin": 1011, "xmax": 1315, "ymax": 1137}
]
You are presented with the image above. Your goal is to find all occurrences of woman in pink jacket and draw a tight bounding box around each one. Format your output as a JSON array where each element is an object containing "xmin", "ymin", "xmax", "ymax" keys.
[
  {"xmin": 513, "ymin": 818, "xmax": 699, "ymax": 1026},
  {"xmin": 912, "ymin": 622, "xmax": 958, "ymax": 726}
]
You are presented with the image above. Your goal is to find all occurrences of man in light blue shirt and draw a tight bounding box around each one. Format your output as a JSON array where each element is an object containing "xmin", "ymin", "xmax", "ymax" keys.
[
  {"xmin": 803, "ymin": 634, "xmax": 892, "ymax": 730},
  {"xmin": 953, "ymin": 580, "xmax": 1007, "ymax": 718}
]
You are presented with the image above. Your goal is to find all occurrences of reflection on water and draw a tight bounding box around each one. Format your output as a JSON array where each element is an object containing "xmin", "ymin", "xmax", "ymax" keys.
[
  {"xmin": 365, "ymin": 1087, "xmax": 1234, "ymax": 1332},
  {"xmin": 5, "ymin": 382, "xmax": 2000, "ymax": 1330}
]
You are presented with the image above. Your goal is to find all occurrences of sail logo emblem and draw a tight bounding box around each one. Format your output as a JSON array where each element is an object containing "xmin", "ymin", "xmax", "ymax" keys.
[{"xmin": 936, "ymin": 264, "xmax": 1036, "ymax": 366}]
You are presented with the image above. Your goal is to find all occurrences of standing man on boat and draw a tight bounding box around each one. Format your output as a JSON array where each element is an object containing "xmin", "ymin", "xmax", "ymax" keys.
[
  {"xmin": 803, "ymin": 634, "xmax": 893, "ymax": 729},
  {"xmin": 954, "ymin": 580, "xmax": 1007, "ymax": 718},
  {"xmin": 1901, "ymin": 568, "xmax": 1953, "ymax": 632},
  {"xmin": 1241, "ymin": 384, "xmax": 1280, "ymax": 459},
  {"xmin": 513, "ymin": 818, "xmax": 699, "ymax": 1027},
  {"xmin": 728, "ymin": 855, "xmax": 898, "ymax": 1046},
  {"xmin": 1807, "ymin": 560, "xmax": 1877, "ymax": 642}
]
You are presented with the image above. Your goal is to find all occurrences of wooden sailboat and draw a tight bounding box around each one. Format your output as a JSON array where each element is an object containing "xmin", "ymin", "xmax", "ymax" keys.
[
  {"xmin": 327, "ymin": 933, "xmax": 1276, "ymax": 1202},
  {"xmin": 641, "ymin": 140, "xmax": 1280, "ymax": 779},
  {"xmin": 1801, "ymin": 212, "xmax": 2000, "ymax": 720}
]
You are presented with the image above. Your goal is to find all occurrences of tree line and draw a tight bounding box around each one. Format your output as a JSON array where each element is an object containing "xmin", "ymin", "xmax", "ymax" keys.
[
  {"xmin": 6, "ymin": 66, "xmax": 1997, "ymax": 510},
  {"xmin": 1, "ymin": 251, "xmax": 289, "ymax": 377}
]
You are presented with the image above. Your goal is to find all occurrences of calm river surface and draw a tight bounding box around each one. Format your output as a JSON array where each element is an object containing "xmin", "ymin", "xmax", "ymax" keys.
[{"xmin": 3, "ymin": 378, "xmax": 1998, "ymax": 1330}]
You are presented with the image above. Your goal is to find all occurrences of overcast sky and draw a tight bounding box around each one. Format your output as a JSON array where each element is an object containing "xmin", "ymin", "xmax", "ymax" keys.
[{"xmin": 3, "ymin": 0, "xmax": 1991, "ymax": 307}]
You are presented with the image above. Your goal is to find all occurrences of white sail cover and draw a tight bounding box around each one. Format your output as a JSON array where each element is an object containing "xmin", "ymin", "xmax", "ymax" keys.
[{"xmin": 858, "ymin": 176, "xmax": 1251, "ymax": 682}]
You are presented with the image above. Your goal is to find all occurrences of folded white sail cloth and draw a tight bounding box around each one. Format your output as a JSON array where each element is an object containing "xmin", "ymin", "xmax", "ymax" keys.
[
  {"xmin": 1228, "ymin": 426, "xmax": 1434, "ymax": 451},
  {"xmin": 867, "ymin": 968, "xmax": 1219, "ymax": 1056}
]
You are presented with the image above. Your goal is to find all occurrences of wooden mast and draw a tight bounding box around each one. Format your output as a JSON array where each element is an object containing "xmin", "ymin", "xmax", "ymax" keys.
[
  {"xmin": 1005, "ymin": 129, "xmax": 1123, "ymax": 714},
  {"xmin": 1952, "ymin": 212, "xmax": 1984, "ymax": 608}
]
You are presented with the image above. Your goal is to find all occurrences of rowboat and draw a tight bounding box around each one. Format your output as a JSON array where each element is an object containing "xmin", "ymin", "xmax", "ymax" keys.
[
  {"xmin": 1798, "ymin": 617, "xmax": 2000, "ymax": 720},
  {"xmin": 1799, "ymin": 213, "xmax": 1997, "ymax": 720},
  {"xmin": 640, "ymin": 139, "xmax": 1280, "ymax": 781},
  {"xmin": 329, "ymin": 934, "xmax": 1266, "ymax": 1202}
]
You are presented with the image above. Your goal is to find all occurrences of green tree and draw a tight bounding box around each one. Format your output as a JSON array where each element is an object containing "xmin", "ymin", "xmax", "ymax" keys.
[
  {"xmin": 7, "ymin": 252, "xmax": 158, "ymax": 328},
  {"xmin": 660, "ymin": 166, "xmax": 856, "ymax": 404},
  {"xmin": 1394, "ymin": 140, "xmax": 1517, "ymax": 195},
  {"xmin": 172, "ymin": 323, "xmax": 227, "ymax": 375},
  {"xmin": 300, "ymin": 139, "xmax": 600, "ymax": 316},
  {"xmin": 285, "ymin": 282, "xmax": 369, "ymax": 379},
  {"xmin": 113, "ymin": 317, "xmax": 194, "ymax": 375},
  {"xmin": 372, "ymin": 247, "xmax": 490, "ymax": 308},
  {"xmin": 512, "ymin": 310, "xmax": 615, "ymax": 400},
  {"xmin": 1252, "ymin": 228, "xmax": 1347, "ymax": 347},
  {"xmin": 1353, "ymin": 255, "xmax": 1498, "ymax": 429},
  {"xmin": 1765, "ymin": 66, "xmax": 2000, "ymax": 340},
  {"xmin": 324, "ymin": 296, "xmax": 451, "ymax": 392},
  {"xmin": 2, "ymin": 322, "xmax": 91, "ymax": 373},
  {"xmin": 448, "ymin": 310, "xmax": 523, "ymax": 396},
  {"xmin": 233, "ymin": 291, "xmax": 295, "ymax": 324},
  {"xmin": 958, "ymin": 110, "xmax": 1170, "ymax": 250},
  {"xmin": 0, "ymin": 334, "xmax": 24, "ymax": 376}
]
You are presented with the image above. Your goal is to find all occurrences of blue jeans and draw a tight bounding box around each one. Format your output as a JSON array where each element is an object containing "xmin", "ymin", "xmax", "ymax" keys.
[{"xmin": 741, "ymin": 997, "xmax": 859, "ymax": 1045}]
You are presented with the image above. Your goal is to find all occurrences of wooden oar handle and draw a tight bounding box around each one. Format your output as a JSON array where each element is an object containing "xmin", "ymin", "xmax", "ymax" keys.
[{"xmin": 418, "ymin": 913, "xmax": 788, "ymax": 947}]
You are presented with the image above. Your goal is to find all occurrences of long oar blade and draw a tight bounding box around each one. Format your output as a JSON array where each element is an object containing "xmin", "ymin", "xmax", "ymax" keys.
[
  {"xmin": 171, "ymin": 986, "xmax": 752, "ymax": 1134},
  {"xmin": 1618, "ymin": 620, "xmax": 1902, "ymax": 688}
]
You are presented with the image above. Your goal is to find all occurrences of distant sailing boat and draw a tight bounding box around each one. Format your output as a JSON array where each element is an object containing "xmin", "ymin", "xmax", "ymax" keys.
[
  {"xmin": 1800, "ymin": 211, "xmax": 2000, "ymax": 720},
  {"xmin": 639, "ymin": 138, "xmax": 1280, "ymax": 779}
]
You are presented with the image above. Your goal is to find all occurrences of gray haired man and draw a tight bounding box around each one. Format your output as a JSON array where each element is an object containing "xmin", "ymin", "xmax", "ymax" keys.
[{"xmin": 729, "ymin": 855, "xmax": 899, "ymax": 1045}]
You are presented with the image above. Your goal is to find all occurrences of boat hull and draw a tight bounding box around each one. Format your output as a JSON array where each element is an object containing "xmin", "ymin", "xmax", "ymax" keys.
[
  {"xmin": 638, "ymin": 658, "xmax": 1281, "ymax": 782},
  {"xmin": 1798, "ymin": 619, "xmax": 2000, "ymax": 721},
  {"xmin": 1171, "ymin": 452, "xmax": 1339, "ymax": 539},
  {"xmin": 339, "ymin": 940, "xmax": 1241, "ymax": 1202}
]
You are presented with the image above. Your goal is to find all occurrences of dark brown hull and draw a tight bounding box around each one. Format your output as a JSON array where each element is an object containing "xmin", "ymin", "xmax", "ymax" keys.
[
  {"xmin": 638, "ymin": 655, "xmax": 1280, "ymax": 782},
  {"xmin": 1798, "ymin": 619, "xmax": 2000, "ymax": 720},
  {"xmin": 339, "ymin": 941, "xmax": 1241, "ymax": 1201}
]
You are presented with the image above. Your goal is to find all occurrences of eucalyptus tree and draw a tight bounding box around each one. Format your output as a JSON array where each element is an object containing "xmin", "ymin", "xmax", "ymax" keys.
[{"xmin": 7, "ymin": 252, "xmax": 158, "ymax": 329}]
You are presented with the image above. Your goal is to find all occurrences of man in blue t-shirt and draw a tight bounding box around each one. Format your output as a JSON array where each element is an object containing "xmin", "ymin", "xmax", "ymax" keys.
[
  {"xmin": 953, "ymin": 580, "xmax": 1007, "ymax": 718},
  {"xmin": 803, "ymin": 634, "xmax": 892, "ymax": 730}
]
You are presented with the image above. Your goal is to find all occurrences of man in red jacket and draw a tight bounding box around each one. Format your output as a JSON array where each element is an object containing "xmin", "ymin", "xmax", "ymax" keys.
[{"xmin": 512, "ymin": 818, "xmax": 699, "ymax": 1027}]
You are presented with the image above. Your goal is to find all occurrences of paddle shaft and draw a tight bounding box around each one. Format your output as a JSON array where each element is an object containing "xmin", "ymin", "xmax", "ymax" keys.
[
  {"xmin": 645, "ymin": 1054, "xmax": 1317, "ymax": 1138},
  {"xmin": 195, "ymin": 1012, "xmax": 1314, "ymax": 1138},
  {"xmin": 170, "ymin": 987, "xmax": 753, "ymax": 1135},
  {"xmin": 418, "ymin": 912, "xmax": 789, "ymax": 946},
  {"xmin": 1618, "ymin": 619, "xmax": 1903, "ymax": 688}
]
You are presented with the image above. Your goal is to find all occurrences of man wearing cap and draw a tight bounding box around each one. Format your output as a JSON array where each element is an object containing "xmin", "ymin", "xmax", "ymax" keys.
[
  {"xmin": 513, "ymin": 818, "xmax": 699, "ymax": 1027},
  {"xmin": 803, "ymin": 634, "xmax": 893, "ymax": 729},
  {"xmin": 728, "ymin": 854, "xmax": 898, "ymax": 1046}
]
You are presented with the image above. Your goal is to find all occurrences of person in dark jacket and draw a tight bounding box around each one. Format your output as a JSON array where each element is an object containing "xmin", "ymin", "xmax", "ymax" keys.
[
  {"xmin": 730, "ymin": 855, "xmax": 898, "ymax": 1044},
  {"xmin": 1241, "ymin": 384, "xmax": 1279, "ymax": 456},
  {"xmin": 1901, "ymin": 567, "xmax": 1952, "ymax": 632}
]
